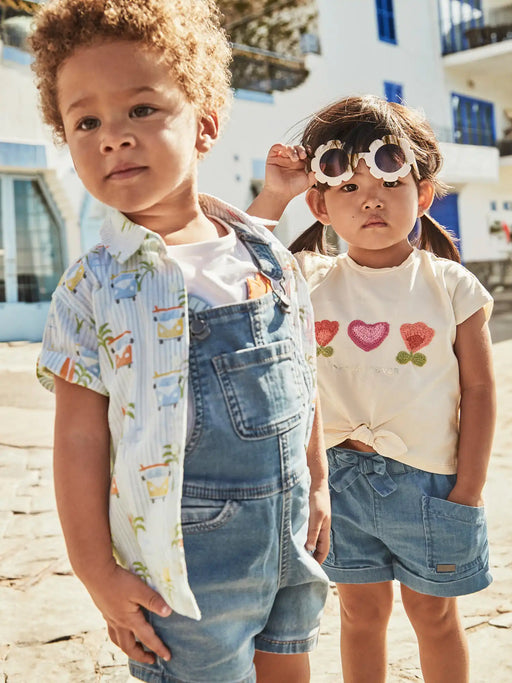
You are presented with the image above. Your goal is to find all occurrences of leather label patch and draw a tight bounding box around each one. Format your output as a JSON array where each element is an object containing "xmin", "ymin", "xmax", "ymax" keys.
[{"xmin": 436, "ymin": 564, "xmax": 456, "ymax": 573}]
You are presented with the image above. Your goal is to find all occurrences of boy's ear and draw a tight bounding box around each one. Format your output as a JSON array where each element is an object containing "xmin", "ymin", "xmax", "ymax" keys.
[
  {"xmin": 306, "ymin": 186, "xmax": 329, "ymax": 225},
  {"xmin": 417, "ymin": 180, "xmax": 435, "ymax": 217},
  {"xmin": 196, "ymin": 112, "xmax": 219, "ymax": 154}
]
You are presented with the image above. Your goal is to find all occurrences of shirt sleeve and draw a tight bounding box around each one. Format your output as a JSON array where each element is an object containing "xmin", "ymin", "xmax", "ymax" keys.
[
  {"xmin": 37, "ymin": 259, "xmax": 108, "ymax": 396},
  {"xmin": 445, "ymin": 261, "xmax": 494, "ymax": 325}
]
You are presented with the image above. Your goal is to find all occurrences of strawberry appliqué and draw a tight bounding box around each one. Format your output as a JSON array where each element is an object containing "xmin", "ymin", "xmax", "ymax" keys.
[
  {"xmin": 397, "ymin": 323, "xmax": 435, "ymax": 366},
  {"xmin": 315, "ymin": 320, "xmax": 339, "ymax": 357}
]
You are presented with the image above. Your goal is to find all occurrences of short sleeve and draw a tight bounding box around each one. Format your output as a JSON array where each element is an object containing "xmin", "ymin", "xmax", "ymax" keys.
[
  {"xmin": 445, "ymin": 261, "xmax": 493, "ymax": 325},
  {"xmin": 293, "ymin": 251, "xmax": 336, "ymax": 291},
  {"xmin": 37, "ymin": 259, "xmax": 108, "ymax": 396}
]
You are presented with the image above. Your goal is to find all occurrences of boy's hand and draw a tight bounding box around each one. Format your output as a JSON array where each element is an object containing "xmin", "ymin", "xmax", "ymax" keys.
[
  {"xmin": 87, "ymin": 563, "xmax": 172, "ymax": 664},
  {"xmin": 306, "ymin": 478, "xmax": 331, "ymax": 564}
]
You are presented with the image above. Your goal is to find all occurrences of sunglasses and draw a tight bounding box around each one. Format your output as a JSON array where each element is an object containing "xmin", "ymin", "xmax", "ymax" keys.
[{"xmin": 310, "ymin": 135, "xmax": 420, "ymax": 187}]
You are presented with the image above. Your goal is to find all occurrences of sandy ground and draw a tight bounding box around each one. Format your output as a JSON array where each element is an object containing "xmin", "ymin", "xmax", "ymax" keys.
[{"xmin": 1, "ymin": 299, "xmax": 511, "ymax": 681}]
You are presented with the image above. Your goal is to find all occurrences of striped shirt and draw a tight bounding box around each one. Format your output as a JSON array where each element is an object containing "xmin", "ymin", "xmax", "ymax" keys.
[{"xmin": 37, "ymin": 194, "xmax": 316, "ymax": 620}]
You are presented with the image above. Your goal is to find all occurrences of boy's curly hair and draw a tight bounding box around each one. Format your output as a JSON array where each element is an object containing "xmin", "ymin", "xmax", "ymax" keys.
[{"xmin": 29, "ymin": 0, "xmax": 232, "ymax": 142}]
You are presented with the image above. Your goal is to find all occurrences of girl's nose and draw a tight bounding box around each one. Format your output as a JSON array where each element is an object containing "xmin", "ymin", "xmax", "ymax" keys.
[{"xmin": 363, "ymin": 197, "xmax": 384, "ymax": 210}]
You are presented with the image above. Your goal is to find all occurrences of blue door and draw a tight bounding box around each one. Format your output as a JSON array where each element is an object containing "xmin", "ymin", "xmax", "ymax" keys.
[{"xmin": 429, "ymin": 194, "xmax": 461, "ymax": 257}]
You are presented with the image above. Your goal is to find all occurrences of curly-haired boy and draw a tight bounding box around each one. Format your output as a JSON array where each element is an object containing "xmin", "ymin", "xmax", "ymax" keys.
[{"xmin": 31, "ymin": 2, "xmax": 330, "ymax": 681}]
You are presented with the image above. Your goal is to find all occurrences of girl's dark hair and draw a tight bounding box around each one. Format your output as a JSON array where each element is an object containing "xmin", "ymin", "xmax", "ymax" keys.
[{"xmin": 290, "ymin": 95, "xmax": 460, "ymax": 263}]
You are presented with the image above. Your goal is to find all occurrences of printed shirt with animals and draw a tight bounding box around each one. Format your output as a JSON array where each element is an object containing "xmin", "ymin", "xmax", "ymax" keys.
[
  {"xmin": 295, "ymin": 247, "xmax": 493, "ymax": 475},
  {"xmin": 37, "ymin": 194, "xmax": 317, "ymax": 621}
]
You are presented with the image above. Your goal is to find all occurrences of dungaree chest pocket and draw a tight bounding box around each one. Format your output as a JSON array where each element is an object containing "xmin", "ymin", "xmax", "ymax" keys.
[{"xmin": 212, "ymin": 339, "xmax": 305, "ymax": 439}]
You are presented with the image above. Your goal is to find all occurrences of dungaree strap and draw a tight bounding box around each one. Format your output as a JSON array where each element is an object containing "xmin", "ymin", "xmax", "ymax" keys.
[{"xmin": 234, "ymin": 225, "xmax": 291, "ymax": 312}]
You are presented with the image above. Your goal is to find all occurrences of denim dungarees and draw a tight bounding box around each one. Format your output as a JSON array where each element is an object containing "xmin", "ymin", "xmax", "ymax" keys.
[{"xmin": 130, "ymin": 228, "xmax": 329, "ymax": 683}]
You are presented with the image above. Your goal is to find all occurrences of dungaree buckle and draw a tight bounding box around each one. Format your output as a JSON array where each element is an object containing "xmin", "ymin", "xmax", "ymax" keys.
[{"xmin": 272, "ymin": 283, "xmax": 291, "ymax": 312}]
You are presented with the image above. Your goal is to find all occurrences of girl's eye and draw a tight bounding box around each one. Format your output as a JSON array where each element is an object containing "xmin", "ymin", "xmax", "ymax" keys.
[
  {"xmin": 341, "ymin": 183, "xmax": 358, "ymax": 193},
  {"xmin": 384, "ymin": 180, "xmax": 400, "ymax": 188},
  {"xmin": 131, "ymin": 105, "xmax": 156, "ymax": 118},
  {"xmin": 77, "ymin": 117, "xmax": 100, "ymax": 131}
]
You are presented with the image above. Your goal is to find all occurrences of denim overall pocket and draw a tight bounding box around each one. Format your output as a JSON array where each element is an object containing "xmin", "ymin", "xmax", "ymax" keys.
[
  {"xmin": 181, "ymin": 496, "xmax": 241, "ymax": 534},
  {"xmin": 212, "ymin": 338, "xmax": 304, "ymax": 439}
]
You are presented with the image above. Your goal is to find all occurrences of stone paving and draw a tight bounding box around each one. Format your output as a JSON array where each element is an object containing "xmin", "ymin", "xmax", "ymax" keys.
[{"xmin": 1, "ymin": 339, "xmax": 511, "ymax": 682}]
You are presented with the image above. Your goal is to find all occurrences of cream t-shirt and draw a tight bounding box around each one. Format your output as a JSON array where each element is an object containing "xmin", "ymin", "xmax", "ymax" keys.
[{"xmin": 296, "ymin": 247, "xmax": 493, "ymax": 474}]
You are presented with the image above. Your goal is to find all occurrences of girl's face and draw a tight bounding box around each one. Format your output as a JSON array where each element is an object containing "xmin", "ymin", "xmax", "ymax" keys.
[{"xmin": 306, "ymin": 158, "xmax": 434, "ymax": 268}]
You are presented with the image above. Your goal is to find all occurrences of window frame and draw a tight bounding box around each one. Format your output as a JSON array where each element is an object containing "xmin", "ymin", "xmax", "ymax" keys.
[{"xmin": 0, "ymin": 173, "xmax": 67, "ymax": 304}]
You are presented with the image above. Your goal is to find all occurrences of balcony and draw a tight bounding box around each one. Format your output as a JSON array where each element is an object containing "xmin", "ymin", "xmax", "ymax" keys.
[
  {"xmin": 230, "ymin": 43, "xmax": 309, "ymax": 94},
  {"xmin": 440, "ymin": 2, "xmax": 512, "ymax": 54},
  {"xmin": 431, "ymin": 125, "xmax": 500, "ymax": 183}
]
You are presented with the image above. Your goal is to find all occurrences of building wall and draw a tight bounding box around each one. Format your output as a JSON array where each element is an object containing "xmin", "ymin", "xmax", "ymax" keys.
[{"xmin": 200, "ymin": 0, "xmax": 510, "ymax": 257}]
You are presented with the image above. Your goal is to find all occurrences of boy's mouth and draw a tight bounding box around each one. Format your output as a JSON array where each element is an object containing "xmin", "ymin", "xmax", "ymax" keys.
[{"xmin": 106, "ymin": 164, "xmax": 147, "ymax": 180}]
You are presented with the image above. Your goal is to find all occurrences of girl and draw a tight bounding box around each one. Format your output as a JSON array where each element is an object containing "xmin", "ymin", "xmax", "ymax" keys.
[{"xmin": 249, "ymin": 95, "xmax": 496, "ymax": 683}]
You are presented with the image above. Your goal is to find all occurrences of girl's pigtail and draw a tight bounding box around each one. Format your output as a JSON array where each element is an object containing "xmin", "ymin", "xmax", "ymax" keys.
[
  {"xmin": 418, "ymin": 214, "xmax": 461, "ymax": 263},
  {"xmin": 288, "ymin": 220, "xmax": 331, "ymax": 255}
]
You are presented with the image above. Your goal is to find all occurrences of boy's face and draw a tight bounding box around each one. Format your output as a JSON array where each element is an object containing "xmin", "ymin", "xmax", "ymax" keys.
[{"xmin": 57, "ymin": 41, "xmax": 218, "ymax": 227}]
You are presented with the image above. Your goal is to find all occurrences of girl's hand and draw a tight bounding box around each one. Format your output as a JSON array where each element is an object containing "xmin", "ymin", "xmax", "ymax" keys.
[
  {"xmin": 87, "ymin": 562, "xmax": 172, "ymax": 664},
  {"xmin": 247, "ymin": 144, "xmax": 312, "ymax": 225},
  {"xmin": 264, "ymin": 143, "xmax": 311, "ymax": 201},
  {"xmin": 306, "ymin": 478, "xmax": 331, "ymax": 564},
  {"xmin": 446, "ymin": 485, "xmax": 484, "ymax": 508}
]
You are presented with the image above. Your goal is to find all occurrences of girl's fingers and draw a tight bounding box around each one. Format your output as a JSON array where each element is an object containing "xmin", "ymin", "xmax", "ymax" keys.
[{"xmin": 268, "ymin": 143, "xmax": 307, "ymax": 162}]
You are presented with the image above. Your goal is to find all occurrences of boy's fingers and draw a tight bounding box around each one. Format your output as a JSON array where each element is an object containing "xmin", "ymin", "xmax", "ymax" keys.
[
  {"xmin": 133, "ymin": 612, "xmax": 172, "ymax": 662},
  {"xmin": 313, "ymin": 520, "xmax": 330, "ymax": 564},
  {"xmin": 138, "ymin": 584, "xmax": 172, "ymax": 618},
  {"xmin": 306, "ymin": 516, "xmax": 322, "ymax": 553},
  {"xmin": 108, "ymin": 624, "xmax": 157, "ymax": 665}
]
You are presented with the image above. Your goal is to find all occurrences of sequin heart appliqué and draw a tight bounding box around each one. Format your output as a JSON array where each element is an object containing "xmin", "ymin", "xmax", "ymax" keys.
[{"xmin": 347, "ymin": 320, "xmax": 390, "ymax": 352}]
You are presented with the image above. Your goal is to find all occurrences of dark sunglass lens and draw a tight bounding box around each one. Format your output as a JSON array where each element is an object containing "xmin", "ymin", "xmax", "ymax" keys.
[
  {"xmin": 374, "ymin": 144, "xmax": 406, "ymax": 173},
  {"xmin": 319, "ymin": 148, "xmax": 350, "ymax": 177}
]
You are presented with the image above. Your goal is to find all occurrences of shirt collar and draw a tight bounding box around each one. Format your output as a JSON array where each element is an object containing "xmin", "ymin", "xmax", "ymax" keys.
[{"xmin": 100, "ymin": 194, "xmax": 278, "ymax": 264}]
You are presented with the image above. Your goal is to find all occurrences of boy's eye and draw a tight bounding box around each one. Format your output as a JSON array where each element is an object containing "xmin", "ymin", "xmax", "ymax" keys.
[
  {"xmin": 341, "ymin": 183, "xmax": 357, "ymax": 193},
  {"xmin": 77, "ymin": 117, "xmax": 100, "ymax": 131},
  {"xmin": 131, "ymin": 105, "xmax": 156, "ymax": 118},
  {"xmin": 384, "ymin": 180, "xmax": 400, "ymax": 188}
]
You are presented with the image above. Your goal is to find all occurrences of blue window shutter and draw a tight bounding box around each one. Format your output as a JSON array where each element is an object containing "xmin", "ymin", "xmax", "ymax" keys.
[
  {"xmin": 384, "ymin": 81, "xmax": 403, "ymax": 103},
  {"xmin": 451, "ymin": 93, "xmax": 495, "ymax": 146},
  {"xmin": 430, "ymin": 194, "xmax": 462, "ymax": 256},
  {"xmin": 376, "ymin": 0, "xmax": 397, "ymax": 44}
]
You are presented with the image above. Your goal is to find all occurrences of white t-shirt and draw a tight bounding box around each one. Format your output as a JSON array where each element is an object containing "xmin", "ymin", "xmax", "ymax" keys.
[
  {"xmin": 166, "ymin": 219, "xmax": 267, "ymax": 311},
  {"xmin": 166, "ymin": 218, "xmax": 273, "ymax": 441},
  {"xmin": 295, "ymin": 247, "xmax": 493, "ymax": 474}
]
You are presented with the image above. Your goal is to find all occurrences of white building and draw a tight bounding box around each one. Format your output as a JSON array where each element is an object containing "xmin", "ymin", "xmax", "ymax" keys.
[{"xmin": 1, "ymin": 0, "xmax": 511, "ymax": 341}]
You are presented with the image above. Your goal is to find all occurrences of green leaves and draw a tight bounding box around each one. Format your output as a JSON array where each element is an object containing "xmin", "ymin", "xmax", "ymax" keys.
[{"xmin": 396, "ymin": 351, "xmax": 427, "ymax": 367}]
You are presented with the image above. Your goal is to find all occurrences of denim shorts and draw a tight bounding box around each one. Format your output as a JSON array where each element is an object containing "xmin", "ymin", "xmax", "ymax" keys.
[
  {"xmin": 323, "ymin": 447, "xmax": 492, "ymax": 597},
  {"xmin": 129, "ymin": 472, "xmax": 328, "ymax": 683}
]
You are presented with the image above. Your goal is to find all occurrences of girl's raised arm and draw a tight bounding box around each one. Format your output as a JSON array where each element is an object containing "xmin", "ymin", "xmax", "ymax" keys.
[{"xmin": 247, "ymin": 143, "xmax": 311, "ymax": 227}]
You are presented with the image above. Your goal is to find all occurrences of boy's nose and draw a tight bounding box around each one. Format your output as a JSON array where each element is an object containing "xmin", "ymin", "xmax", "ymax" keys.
[{"xmin": 100, "ymin": 128, "xmax": 135, "ymax": 154}]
